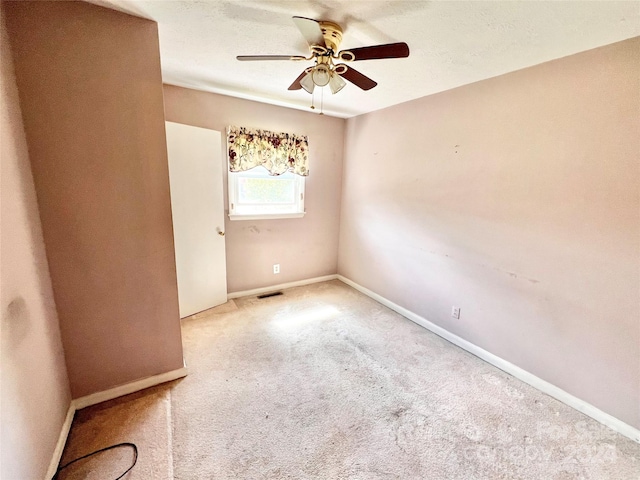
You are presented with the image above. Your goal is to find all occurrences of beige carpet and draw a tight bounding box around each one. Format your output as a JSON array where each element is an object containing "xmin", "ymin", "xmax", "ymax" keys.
[
  {"xmin": 57, "ymin": 386, "xmax": 173, "ymax": 479},
  {"xmin": 58, "ymin": 280, "xmax": 640, "ymax": 479}
]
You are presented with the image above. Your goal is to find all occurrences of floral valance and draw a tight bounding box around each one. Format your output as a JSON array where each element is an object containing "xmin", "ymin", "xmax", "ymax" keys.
[{"xmin": 227, "ymin": 126, "xmax": 309, "ymax": 176}]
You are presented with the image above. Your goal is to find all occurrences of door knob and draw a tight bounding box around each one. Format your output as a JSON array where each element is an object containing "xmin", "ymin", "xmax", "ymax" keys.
[{"xmin": 218, "ymin": 231, "xmax": 225, "ymax": 236}]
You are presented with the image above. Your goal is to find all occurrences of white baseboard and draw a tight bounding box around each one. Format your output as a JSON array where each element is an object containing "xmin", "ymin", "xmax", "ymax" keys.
[
  {"xmin": 45, "ymin": 364, "xmax": 188, "ymax": 479},
  {"xmin": 336, "ymin": 275, "xmax": 640, "ymax": 444},
  {"xmin": 228, "ymin": 274, "xmax": 338, "ymax": 299},
  {"xmin": 45, "ymin": 403, "xmax": 75, "ymax": 480},
  {"xmin": 73, "ymin": 365, "xmax": 188, "ymax": 410}
]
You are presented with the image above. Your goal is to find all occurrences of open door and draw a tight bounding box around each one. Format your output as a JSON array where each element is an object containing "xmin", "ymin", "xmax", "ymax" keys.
[{"xmin": 165, "ymin": 121, "xmax": 227, "ymax": 318}]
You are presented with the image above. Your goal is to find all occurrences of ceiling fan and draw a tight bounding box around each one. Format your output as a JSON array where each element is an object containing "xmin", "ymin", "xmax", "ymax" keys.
[{"xmin": 237, "ymin": 16, "xmax": 409, "ymax": 95}]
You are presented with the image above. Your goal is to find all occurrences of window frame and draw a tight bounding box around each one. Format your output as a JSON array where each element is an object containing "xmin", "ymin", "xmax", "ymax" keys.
[{"xmin": 227, "ymin": 166, "xmax": 306, "ymax": 221}]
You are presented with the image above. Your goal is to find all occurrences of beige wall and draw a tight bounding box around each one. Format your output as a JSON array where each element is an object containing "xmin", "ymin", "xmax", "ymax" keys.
[
  {"xmin": 5, "ymin": 1, "xmax": 184, "ymax": 398},
  {"xmin": 0, "ymin": 6, "xmax": 71, "ymax": 478},
  {"xmin": 338, "ymin": 38, "xmax": 640, "ymax": 428},
  {"xmin": 163, "ymin": 85, "xmax": 345, "ymax": 293}
]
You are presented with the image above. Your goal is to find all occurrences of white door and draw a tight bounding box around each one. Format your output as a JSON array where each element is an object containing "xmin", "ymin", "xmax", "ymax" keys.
[{"xmin": 165, "ymin": 121, "xmax": 227, "ymax": 318}]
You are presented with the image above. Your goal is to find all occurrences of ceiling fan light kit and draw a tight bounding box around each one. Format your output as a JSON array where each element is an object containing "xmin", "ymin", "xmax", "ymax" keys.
[{"xmin": 237, "ymin": 16, "xmax": 409, "ymax": 100}]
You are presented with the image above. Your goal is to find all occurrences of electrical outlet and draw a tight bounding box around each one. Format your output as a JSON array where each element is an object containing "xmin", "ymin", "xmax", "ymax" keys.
[
  {"xmin": 273, "ymin": 264, "xmax": 280, "ymax": 274},
  {"xmin": 451, "ymin": 306, "xmax": 461, "ymax": 319}
]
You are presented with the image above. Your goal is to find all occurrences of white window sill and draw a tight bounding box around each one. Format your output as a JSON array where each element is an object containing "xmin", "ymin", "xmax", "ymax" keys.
[{"xmin": 228, "ymin": 212, "xmax": 305, "ymax": 221}]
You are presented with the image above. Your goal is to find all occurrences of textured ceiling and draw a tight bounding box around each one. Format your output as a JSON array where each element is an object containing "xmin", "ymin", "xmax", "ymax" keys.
[{"xmin": 87, "ymin": 1, "xmax": 640, "ymax": 118}]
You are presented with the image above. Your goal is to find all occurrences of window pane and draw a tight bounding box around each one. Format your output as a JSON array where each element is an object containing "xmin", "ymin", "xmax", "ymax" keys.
[{"xmin": 238, "ymin": 177, "xmax": 296, "ymax": 205}]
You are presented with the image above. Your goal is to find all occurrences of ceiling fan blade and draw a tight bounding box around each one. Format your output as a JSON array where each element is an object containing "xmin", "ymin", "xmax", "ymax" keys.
[
  {"xmin": 338, "ymin": 65, "xmax": 377, "ymax": 91},
  {"xmin": 340, "ymin": 42, "xmax": 409, "ymax": 61},
  {"xmin": 237, "ymin": 55, "xmax": 307, "ymax": 61},
  {"xmin": 292, "ymin": 16, "xmax": 325, "ymax": 47},
  {"xmin": 288, "ymin": 70, "xmax": 308, "ymax": 90}
]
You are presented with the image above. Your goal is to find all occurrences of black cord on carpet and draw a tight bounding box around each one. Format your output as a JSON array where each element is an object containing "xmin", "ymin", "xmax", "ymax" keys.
[{"xmin": 51, "ymin": 442, "xmax": 138, "ymax": 480}]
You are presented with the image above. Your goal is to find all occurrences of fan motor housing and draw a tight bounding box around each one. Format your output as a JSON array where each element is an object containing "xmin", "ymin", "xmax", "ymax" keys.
[{"xmin": 319, "ymin": 21, "xmax": 343, "ymax": 52}]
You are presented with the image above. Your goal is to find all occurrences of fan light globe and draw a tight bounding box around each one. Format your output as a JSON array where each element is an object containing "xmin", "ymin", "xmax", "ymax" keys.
[
  {"xmin": 311, "ymin": 65, "xmax": 331, "ymax": 87},
  {"xmin": 329, "ymin": 73, "xmax": 346, "ymax": 94},
  {"xmin": 300, "ymin": 71, "xmax": 315, "ymax": 94}
]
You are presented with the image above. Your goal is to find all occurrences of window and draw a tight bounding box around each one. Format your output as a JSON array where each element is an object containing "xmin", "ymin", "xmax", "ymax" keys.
[
  {"xmin": 227, "ymin": 125, "xmax": 309, "ymax": 220},
  {"xmin": 228, "ymin": 166, "xmax": 305, "ymax": 220}
]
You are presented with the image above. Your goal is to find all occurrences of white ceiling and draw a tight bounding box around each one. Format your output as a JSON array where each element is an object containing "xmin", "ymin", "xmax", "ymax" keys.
[{"xmin": 87, "ymin": 0, "xmax": 640, "ymax": 118}]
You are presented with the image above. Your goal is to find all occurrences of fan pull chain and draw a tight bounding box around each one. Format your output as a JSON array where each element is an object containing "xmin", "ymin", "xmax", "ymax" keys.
[
  {"xmin": 320, "ymin": 87, "xmax": 324, "ymax": 115},
  {"xmin": 310, "ymin": 89, "xmax": 315, "ymax": 110}
]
